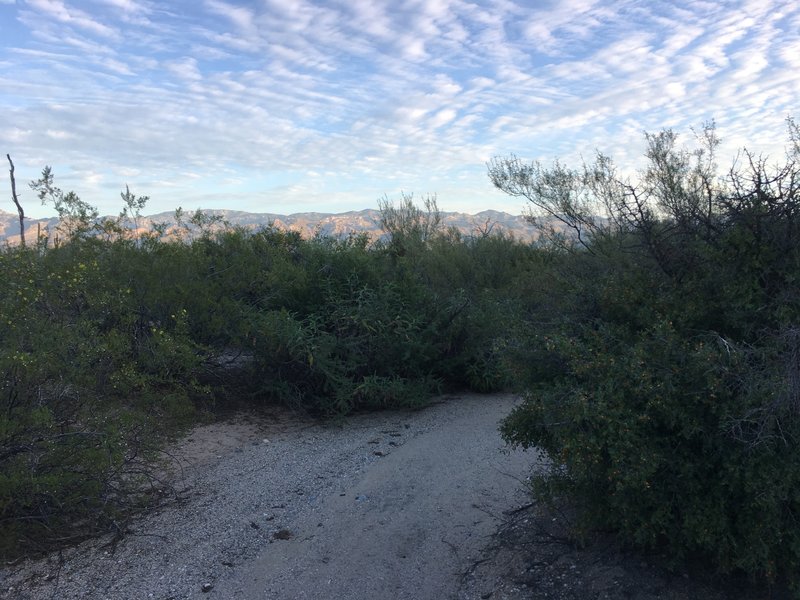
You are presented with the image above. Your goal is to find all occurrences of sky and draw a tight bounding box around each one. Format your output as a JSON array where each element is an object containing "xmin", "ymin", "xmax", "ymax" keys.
[{"xmin": 1, "ymin": 0, "xmax": 799, "ymax": 219}]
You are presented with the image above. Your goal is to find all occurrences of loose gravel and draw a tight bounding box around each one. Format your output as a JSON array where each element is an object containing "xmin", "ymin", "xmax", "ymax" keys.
[{"xmin": 1, "ymin": 393, "xmax": 541, "ymax": 600}]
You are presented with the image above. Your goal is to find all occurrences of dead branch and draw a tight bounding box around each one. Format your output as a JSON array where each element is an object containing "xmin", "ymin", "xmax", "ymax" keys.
[{"xmin": 6, "ymin": 154, "xmax": 25, "ymax": 246}]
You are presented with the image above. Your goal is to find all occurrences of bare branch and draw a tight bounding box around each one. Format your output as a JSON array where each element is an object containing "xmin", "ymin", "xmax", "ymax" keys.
[
  {"xmin": 487, "ymin": 155, "xmax": 600, "ymax": 254},
  {"xmin": 6, "ymin": 154, "xmax": 25, "ymax": 246}
]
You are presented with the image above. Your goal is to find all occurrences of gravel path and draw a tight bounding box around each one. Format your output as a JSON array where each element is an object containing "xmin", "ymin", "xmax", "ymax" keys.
[{"xmin": 2, "ymin": 393, "xmax": 542, "ymax": 600}]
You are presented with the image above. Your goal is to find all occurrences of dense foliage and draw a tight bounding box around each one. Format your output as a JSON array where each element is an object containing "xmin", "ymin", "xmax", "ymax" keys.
[
  {"xmin": 0, "ymin": 187, "xmax": 537, "ymax": 558},
  {"xmin": 495, "ymin": 120, "xmax": 800, "ymax": 588}
]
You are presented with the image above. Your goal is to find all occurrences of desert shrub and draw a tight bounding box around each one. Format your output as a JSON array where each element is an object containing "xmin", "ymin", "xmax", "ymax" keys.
[
  {"xmin": 0, "ymin": 241, "xmax": 203, "ymax": 558},
  {"xmin": 495, "ymin": 120, "xmax": 800, "ymax": 588},
  {"xmin": 238, "ymin": 272, "xmax": 443, "ymax": 413},
  {"xmin": 376, "ymin": 197, "xmax": 540, "ymax": 393},
  {"xmin": 0, "ymin": 386, "xmax": 165, "ymax": 557},
  {"xmin": 218, "ymin": 205, "xmax": 539, "ymax": 412},
  {"xmin": 326, "ymin": 279, "xmax": 430, "ymax": 372},
  {"xmin": 503, "ymin": 320, "xmax": 800, "ymax": 579},
  {"xmin": 238, "ymin": 308, "xmax": 349, "ymax": 412},
  {"xmin": 0, "ymin": 176, "xmax": 539, "ymax": 557},
  {"xmin": 351, "ymin": 374, "xmax": 435, "ymax": 409}
]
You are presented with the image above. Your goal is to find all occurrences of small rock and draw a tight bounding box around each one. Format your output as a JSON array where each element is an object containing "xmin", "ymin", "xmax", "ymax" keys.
[
  {"xmin": 273, "ymin": 529, "xmax": 293, "ymax": 540},
  {"xmin": 250, "ymin": 521, "xmax": 260, "ymax": 529},
  {"xmin": 373, "ymin": 451, "xmax": 385, "ymax": 456},
  {"xmin": 201, "ymin": 583, "xmax": 213, "ymax": 593}
]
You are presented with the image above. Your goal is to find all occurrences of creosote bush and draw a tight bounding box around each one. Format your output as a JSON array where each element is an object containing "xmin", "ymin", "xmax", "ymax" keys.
[{"xmin": 494, "ymin": 119, "xmax": 800, "ymax": 590}]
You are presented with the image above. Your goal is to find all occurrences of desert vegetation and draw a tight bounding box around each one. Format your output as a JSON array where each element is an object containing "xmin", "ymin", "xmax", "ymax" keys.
[
  {"xmin": 3, "ymin": 118, "xmax": 800, "ymax": 592},
  {"xmin": 0, "ymin": 181, "xmax": 536, "ymax": 558},
  {"xmin": 494, "ymin": 118, "xmax": 800, "ymax": 591}
]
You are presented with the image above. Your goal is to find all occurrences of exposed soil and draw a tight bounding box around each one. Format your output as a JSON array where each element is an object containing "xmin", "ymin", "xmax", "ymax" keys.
[
  {"xmin": 1, "ymin": 394, "xmax": 780, "ymax": 600},
  {"xmin": 457, "ymin": 499, "xmax": 782, "ymax": 600}
]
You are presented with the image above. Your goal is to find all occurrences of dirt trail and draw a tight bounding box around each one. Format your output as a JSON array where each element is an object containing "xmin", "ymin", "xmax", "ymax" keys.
[
  {"xmin": 2, "ymin": 394, "xmax": 542, "ymax": 600},
  {"xmin": 217, "ymin": 395, "xmax": 536, "ymax": 599}
]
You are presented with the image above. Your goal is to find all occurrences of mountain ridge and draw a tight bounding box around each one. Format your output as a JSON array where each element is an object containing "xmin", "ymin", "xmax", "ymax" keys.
[{"xmin": 0, "ymin": 208, "xmax": 541, "ymax": 244}]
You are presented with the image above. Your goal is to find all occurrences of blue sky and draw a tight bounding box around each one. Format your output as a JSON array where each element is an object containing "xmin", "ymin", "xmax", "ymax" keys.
[{"xmin": 1, "ymin": 0, "xmax": 798, "ymax": 218}]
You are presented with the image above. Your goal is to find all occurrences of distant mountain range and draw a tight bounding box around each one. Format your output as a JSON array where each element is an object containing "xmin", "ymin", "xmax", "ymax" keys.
[{"xmin": 0, "ymin": 208, "xmax": 543, "ymax": 245}]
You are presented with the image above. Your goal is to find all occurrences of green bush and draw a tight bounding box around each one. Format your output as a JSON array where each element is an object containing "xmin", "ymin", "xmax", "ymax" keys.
[
  {"xmin": 0, "ymin": 241, "xmax": 203, "ymax": 558},
  {"xmin": 504, "ymin": 320, "xmax": 800, "ymax": 578},
  {"xmin": 495, "ymin": 120, "xmax": 800, "ymax": 588}
]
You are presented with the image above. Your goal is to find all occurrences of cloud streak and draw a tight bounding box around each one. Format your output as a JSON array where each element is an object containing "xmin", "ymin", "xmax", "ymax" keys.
[{"xmin": 0, "ymin": 0, "xmax": 798, "ymax": 217}]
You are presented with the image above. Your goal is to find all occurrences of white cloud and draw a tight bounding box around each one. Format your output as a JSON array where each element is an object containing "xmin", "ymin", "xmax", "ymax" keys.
[
  {"xmin": 204, "ymin": 0, "xmax": 256, "ymax": 34},
  {"xmin": 45, "ymin": 129, "xmax": 73, "ymax": 139},
  {"xmin": 2, "ymin": 127, "xmax": 33, "ymax": 141},
  {"xmin": 430, "ymin": 108, "xmax": 458, "ymax": 128},
  {"xmin": 93, "ymin": 0, "xmax": 149, "ymax": 12},
  {"xmin": 27, "ymin": 0, "xmax": 118, "ymax": 37},
  {"xmin": 164, "ymin": 57, "xmax": 202, "ymax": 81},
  {"xmin": 2, "ymin": 0, "xmax": 798, "ymax": 217}
]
